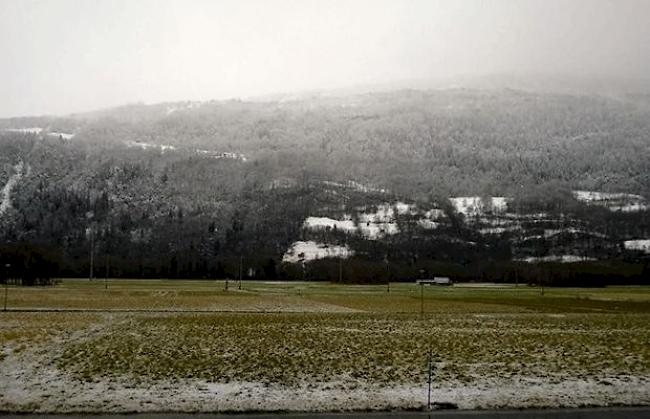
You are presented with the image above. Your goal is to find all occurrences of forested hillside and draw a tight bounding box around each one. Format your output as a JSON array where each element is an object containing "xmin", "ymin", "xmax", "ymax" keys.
[{"xmin": 1, "ymin": 88, "xmax": 649, "ymax": 284}]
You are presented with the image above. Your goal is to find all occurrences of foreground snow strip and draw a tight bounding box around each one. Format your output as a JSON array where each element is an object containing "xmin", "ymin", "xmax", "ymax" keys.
[{"xmin": 1, "ymin": 352, "xmax": 648, "ymax": 413}]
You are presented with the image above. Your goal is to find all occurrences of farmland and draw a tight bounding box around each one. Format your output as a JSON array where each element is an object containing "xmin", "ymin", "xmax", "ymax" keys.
[{"xmin": 1, "ymin": 280, "xmax": 649, "ymax": 412}]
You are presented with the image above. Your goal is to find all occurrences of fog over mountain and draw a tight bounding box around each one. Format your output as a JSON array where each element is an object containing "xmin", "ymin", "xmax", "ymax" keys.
[{"xmin": 1, "ymin": 0, "xmax": 650, "ymax": 117}]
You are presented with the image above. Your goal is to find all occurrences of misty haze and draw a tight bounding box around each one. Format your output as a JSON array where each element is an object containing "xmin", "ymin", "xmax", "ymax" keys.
[{"xmin": 0, "ymin": 0, "xmax": 649, "ymax": 416}]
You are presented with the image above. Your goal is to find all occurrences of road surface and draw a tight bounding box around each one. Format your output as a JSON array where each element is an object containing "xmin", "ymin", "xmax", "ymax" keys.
[{"xmin": 1, "ymin": 407, "xmax": 649, "ymax": 419}]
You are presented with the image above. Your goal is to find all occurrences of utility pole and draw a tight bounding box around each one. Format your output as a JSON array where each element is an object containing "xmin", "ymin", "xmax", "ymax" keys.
[
  {"xmin": 427, "ymin": 349, "xmax": 434, "ymax": 410},
  {"xmin": 89, "ymin": 225, "xmax": 94, "ymax": 281},
  {"xmin": 105, "ymin": 254, "xmax": 110, "ymax": 290},
  {"xmin": 3, "ymin": 263, "xmax": 10, "ymax": 312},
  {"xmin": 338, "ymin": 258, "xmax": 342, "ymax": 283},
  {"xmin": 386, "ymin": 256, "xmax": 390, "ymax": 293},
  {"xmin": 515, "ymin": 268, "xmax": 519, "ymax": 288},
  {"xmin": 420, "ymin": 282, "xmax": 424, "ymax": 316},
  {"xmin": 238, "ymin": 255, "xmax": 242, "ymax": 290}
]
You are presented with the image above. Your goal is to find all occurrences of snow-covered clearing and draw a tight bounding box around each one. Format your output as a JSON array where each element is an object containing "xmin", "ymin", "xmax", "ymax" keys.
[
  {"xmin": 450, "ymin": 197, "xmax": 510, "ymax": 217},
  {"xmin": 0, "ymin": 161, "xmax": 25, "ymax": 216},
  {"xmin": 282, "ymin": 240, "xmax": 354, "ymax": 263},
  {"xmin": 624, "ymin": 239, "xmax": 650, "ymax": 253},
  {"xmin": 515, "ymin": 255, "xmax": 597, "ymax": 263},
  {"xmin": 321, "ymin": 180, "xmax": 387, "ymax": 194},
  {"xmin": 196, "ymin": 149, "xmax": 247, "ymax": 161},
  {"xmin": 123, "ymin": 142, "xmax": 247, "ymax": 161},
  {"xmin": 303, "ymin": 202, "xmax": 444, "ymax": 241},
  {"xmin": 47, "ymin": 132, "xmax": 75, "ymax": 140},
  {"xmin": 479, "ymin": 227, "xmax": 508, "ymax": 235},
  {"xmin": 542, "ymin": 228, "xmax": 607, "ymax": 239},
  {"xmin": 417, "ymin": 219, "xmax": 439, "ymax": 230},
  {"xmin": 124, "ymin": 140, "xmax": 176, "ymax": 152},
  {"xmin": 304, "ymin": 216, "xmax": 357, "ymax": 234},
  {"xmin": 301, "ymin": 202, "xmax": 446, "ymax": 245},
  {"xmin": 2, "ymin": 127, "xmax": 42, "ymax": 134},
  {"xmin": 358, "ymin": 221, "xmax": 399, "ymax": 239},
  {"xmin": 573, "ymin": 190, "xmax": 648, "ymax": 212}
]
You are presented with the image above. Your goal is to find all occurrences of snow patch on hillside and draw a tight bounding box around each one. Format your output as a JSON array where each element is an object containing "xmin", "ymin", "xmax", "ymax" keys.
[
  {"xmin": 355, "ymin": 203, "xmax": 404, "ymax": 239},
  {"xmin": 3, "ymin": 127, "xmax": 42, "ymax": 134},
  {"xmin": 358, "ymin": 221, "xmax": 399, "ymax": 239},
  {"xmin": 47, "ymin": 132, "xmax": 75, "ymax": 140},
  {"xmin": 321, "ymin": 180, "xmax": 388, "ymax": 194},
  {"xmin": 125, "ymin": 140, "xmax": 176, "ymax": 152},
  {"xmin": 282, "ymin": 241, "xmax": 353, "ymax": 263},
  {"xmin": 624, "ymin": 240, "xmax": 650, "ymax": 253},
  {"xmin": 573, "ymin": 190, "xmax": 648, "ymax": 212},
  {"xmin": 450, "ymin": 196, "xmax": 510, "ymax": 216},
  {"xmin": 417, "ymin": 219, "xmax": 439, "ymax": 230},
  {"xmin": 123, "ymin": 142, "xmax": 247, "ymax": 161},
  {"xmin": 196, "ymin": 149, "xmax": 247, "ymax": 162},
  {"xmin": 303, "ymin": 202, "xmax": 444, "ymax": 241},
  {"xmin": 515, "ymin": 255, "xmax": 597, "ymax": 263},
  {"xmin": 0, "ymin": 161, "xmax": 25, "ymax": 216},
  {"xmin": 542, "ymin": 228, "xmax": 607, "ymax": 239},
  {"xmin": 304, "ymin": 217, "xmax": 356, "ymax": 234}
]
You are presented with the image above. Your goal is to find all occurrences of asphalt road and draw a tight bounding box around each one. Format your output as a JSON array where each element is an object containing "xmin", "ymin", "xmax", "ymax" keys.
[{"xmin": 1, "ymin": 407, "xmax": 649, "ymax": 419}]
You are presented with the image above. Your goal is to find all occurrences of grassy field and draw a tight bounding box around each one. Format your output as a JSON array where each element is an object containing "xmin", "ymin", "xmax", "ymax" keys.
[{"xmin": 1, "ymin": 279, "xmax": 649, "ymax": 411}]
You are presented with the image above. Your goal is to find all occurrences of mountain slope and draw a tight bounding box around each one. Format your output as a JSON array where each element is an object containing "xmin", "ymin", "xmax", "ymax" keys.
[{"xmin": 1, "ymin": 88, "xmax": 649, "ymax": 283}]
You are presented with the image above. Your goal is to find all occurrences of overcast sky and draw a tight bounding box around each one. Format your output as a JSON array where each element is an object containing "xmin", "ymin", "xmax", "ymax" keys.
[{"xmin": 1, "ymin": 0, "xmax": 649, "ymax": 117}]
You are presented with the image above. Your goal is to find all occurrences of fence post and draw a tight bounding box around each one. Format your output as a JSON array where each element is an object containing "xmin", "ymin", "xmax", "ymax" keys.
[
  {"xmin": 420, "ymin": 282, "xmax": 424, "ymax": 316},
  {"xmin": 427, "ymin": 348, "xmax": 432, "ymax": 410}
]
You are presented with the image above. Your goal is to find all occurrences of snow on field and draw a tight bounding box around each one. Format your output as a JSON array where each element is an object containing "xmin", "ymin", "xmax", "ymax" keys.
[
  {"xmin": 515, "ymin": 255, "xmax": 597, "ymax": 263},
  {"xmin": 624, "ymin": 239, "xmax": 650, "ymax": 253},
  {"xmin": 2, "ymin": 127, "xmax": 42, "ymax": 134},
  {"xmin": 282, "ymin": 241, "xmax": 353, "ymax": 263},
  {"xmin": 450, "ymin": 196, "xmax": 510, "ymax": 216},
  {"xmin": 1, "ymin": 345, "xmax": 648, "ymax": 412},
  {"xmin": 0, "ymin": 161, "xmax": 25, "ymax": 216},
  {"xmin": 573, "ymin": 190, "xmax": 648, "ymax": 212}
]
